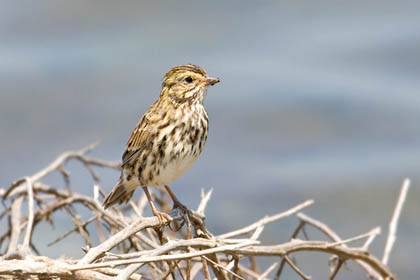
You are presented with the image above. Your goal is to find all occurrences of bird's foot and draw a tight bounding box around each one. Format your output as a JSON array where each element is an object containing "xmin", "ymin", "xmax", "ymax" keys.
[
  {"xmin": 167, "ymin": 201, "xmax": 191, "ymax": 232},
  {"xmin": 153, "ymin": 210, "xmax": 173, "ymax": 227}
]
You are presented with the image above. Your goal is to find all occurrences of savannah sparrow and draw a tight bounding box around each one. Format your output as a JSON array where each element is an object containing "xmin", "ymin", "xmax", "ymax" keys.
[{"xmin": 103, "ymin": 64, "xmax": 220, "ymax": 224}]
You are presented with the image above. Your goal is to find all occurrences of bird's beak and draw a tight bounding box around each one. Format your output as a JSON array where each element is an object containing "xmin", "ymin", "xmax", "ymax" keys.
[{"xmin": 203, "ymin": 77, "xmax": 220, "ymax": 86}]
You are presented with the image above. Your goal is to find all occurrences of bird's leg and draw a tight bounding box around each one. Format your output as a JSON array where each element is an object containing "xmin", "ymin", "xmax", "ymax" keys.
[
  {"xmin": 164, "ymin": 185, "xmax": 191, "ymax": 232},
  {"xmin": 142, "ymin": 187, "xmax": 172, "ymax": 226},
  {"xmin": 164, "ymin": 186, "xmax": 210, "ymax": 237},
  {"xmin": 164, "ymin": 185, "xmax": 189, "ymax": 212}
]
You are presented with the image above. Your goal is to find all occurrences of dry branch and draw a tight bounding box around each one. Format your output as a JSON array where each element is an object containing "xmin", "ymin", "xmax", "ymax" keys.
[
  {"xmin": 217, "ymin": 199, "xmax": 314, "ymax": 239},
  {"xmin": 296, "ymin": 213, "xmax": 383, "ymax": 280},
  {"xmin": 0, "ymin": 143, "xmax": 404, "ymax": 280},
  {"xmin": 382, "ymin": 178, "xmax": 410, "ymax": 265}
]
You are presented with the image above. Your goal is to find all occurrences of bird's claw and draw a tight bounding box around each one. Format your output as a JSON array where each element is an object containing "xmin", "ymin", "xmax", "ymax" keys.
[{"xmin": 154, "ymin": 211, "xmax": 173, "ymax": 227}]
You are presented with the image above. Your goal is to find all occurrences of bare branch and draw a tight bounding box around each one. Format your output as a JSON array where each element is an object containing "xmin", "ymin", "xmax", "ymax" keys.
[
  {"xmin": 382, "ymin": 178, "xmax": 410, "ymax": 265},
  {"xmin": 73, "ymin": 240, "xmax": 258, "ymax": 270},
  {"xmin": 0, "ymin": 143, "xmax": 401, "ymax": 280},
  {"xmin": 201, "ymin": 257, "xmax": 211, "ymax": 280},
  {"xmin": 5, "ymin": 196, "xmax": 24, "ymax": 257},
  {"xmin": 258, "ymin": 262, "xmax": 278, "ymax": 280},
  {"xmin": 22, "ymin": 177, "xmax": 34, "ymax": 252},
  {"xmin": 329, "ymin": 258, "xmax": 344, "ymax": 280},
  {"xmin": 283, "ymin": 255, "xmax": 310, "ymax": 280},
  {"xmin": 3, "ymin": 141, "xmax": 119, "ymax": 199},
  {"xmin": 197, "ymin": 188, "xmax": 213, "ymax": 215},
  {"xmin": 327, "ymin": 227, "xmax": 380, "ymax": 248},
  {"xmin": 0, "ymin": 256, "xmax": 114, "ymax": 280},
  {"xmin": 48, "ymin": 216, "xmax": 98, "ymax": 247},
  {"xmin": 71, "ymin": 238, "xmax": 396, "ymax": 279},
  {"xmin": 218, "ymin": 199, "xmax": 314, "ymax": 239},
  {"xmin": 203, "ymin": 255, "xmax": 244, "ymax": 280},
  {"xmin": 275, "ymin": 221, "xmax": 305, "ymax": 279},
  {"xmin": 297, "ymin": 212, "xmax": 383, "ymax": 280}
]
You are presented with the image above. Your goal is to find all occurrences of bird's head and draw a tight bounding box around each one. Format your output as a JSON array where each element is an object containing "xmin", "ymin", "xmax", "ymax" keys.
[{"xmin": 162, "ymin": 64, "xmax": 220, "ymax": 104}]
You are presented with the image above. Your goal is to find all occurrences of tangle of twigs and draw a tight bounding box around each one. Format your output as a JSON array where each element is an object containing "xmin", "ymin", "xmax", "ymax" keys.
[{"xmin": 0, "ymin": 143, "xmax": 405, "ymax": 280}]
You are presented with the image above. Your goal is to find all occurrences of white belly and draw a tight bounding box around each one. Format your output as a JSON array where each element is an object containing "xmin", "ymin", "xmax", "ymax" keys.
[{"xmin": 148, "ymin": 154, "xmax": 199, "ymax": 186}]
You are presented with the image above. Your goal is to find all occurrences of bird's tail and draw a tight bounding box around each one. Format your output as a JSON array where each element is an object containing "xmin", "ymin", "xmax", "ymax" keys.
[{"xmin": 103, "ymin": 179, "xmax": 135, "ymax": 209}]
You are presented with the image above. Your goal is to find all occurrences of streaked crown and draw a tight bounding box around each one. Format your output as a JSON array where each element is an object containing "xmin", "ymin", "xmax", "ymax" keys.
[{"xmin": 161, "ymin": 64, "xmax": 219, "ymax": 104}]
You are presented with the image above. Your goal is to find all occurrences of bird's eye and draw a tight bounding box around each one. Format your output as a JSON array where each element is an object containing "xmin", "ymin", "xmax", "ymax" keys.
[{"xmin": 185, "ymin": 76, "xmax": 193, "ymax": 83}]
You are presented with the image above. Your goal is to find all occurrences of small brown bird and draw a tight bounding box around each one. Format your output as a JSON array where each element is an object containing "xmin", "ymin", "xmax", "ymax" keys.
[{"xmin": 103, "ymin": 64, "xmax": 219, "ymax": 224}]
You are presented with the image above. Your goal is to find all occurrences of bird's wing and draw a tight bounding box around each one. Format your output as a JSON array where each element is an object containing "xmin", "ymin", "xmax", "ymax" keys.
[{"xmin": 121, "ymin": 103, "xmax": 163, "ymax": 168}]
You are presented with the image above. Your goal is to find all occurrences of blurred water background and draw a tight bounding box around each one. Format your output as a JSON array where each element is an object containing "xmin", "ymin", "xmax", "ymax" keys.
[{"xmin": 1, "ymin": 1, "xmax": 419, "ymax": 279}]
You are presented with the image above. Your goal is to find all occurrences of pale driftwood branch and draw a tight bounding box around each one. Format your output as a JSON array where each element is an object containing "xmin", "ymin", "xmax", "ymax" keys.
[
  {"xmin": 297, "ymin": 213, "xmax": 341, "ymax": 241},
  {"xmin": 48, "ymin": 216, "xmax": 98, "ymax": 247},
  {"xmin": 74, "ymin": 240, "xmax": 258, "ymax": 270},
  {"xmin": 189, "ymin": 261, "xmax": 203, "ymax": 279},
  {"xmin": 202, "ymin": 255, "xmax": 244, "ymax": 280},
  {"xmin": 95, "ymin": 267, "xmax": 142, "ymax": 280},
  {"xmin": 234, "ymin": 241, "xmax": 395, "ymax": 279},
  {"xmin": 201, "ymin": 256, "xmax": 211, "ymax": 280},
  {"xmin": 198, "ymin": 253, "xmax": 229, "ymax": 280},
  {"xmin": 77, "ymin": 215, "xmax": 158, "ymax": 265},
  {"xmin": 117, "ymin": 224, "xmax": 216, "ymax": 280},
  {"xmin": 363, "ymin": 226, "xmax": 380, "ymax": 251},
  {"xmin": 218, "ymin": 199, "xmax": 314, "ymax": 239},
  {"xmin": 297, "ymin": 212, "xmax": 383, "ymax": 280},
  {"xmin": 0, "ymin": 143, "xmax": 402, "ymax": 280},
  {"xmin": 3, "ymin": 142, "xmax": 97, "ymax": 198},
  {"xmin": 80, "ymin": 197, "xmax": 310, "ymax": 279},
  {"xmin": 327, "ymin": 226, "xmax": 380, "ymax": 248},
  {"xmin": 257, "ymin": 262, "xmax": 278, "ymax": 280},
  {"xmin": 5, "ymin": 196, "xmax": 23, "ymax": 257},
  {"xmin": 329, "ymin": 258, "xmax": 344, "ymax": 280},
  {"xmin": 116, "ymin": 263, "xmax": 143, "ymax": 280},
  {"xmin": 197, "ymin": 188, "xmax": 213, "ymax": 215},
  {"xmin": 77, "ymin": 208, "xmax": 207, "ymax": 266},
  {"xmin": 2, "ymin": 141, "xmax": 119, "ymax": 200},
  {"xmin": 239, "ymin": 263, "xmax": 263, "ymax": 279},
  {"xmin": 104, "ymin": 238, "xmax": 227, "ymax": 261},
  {"xmin": 71, "ymin": 238, "xmax": 397, "ymax": 279},
  {"xmin": 283, "ymin": 255, "xmax": 310, "ymax": 280},
  {"xmin": 22, "ymin": 177, "xmax": 34, "ymax": 251},
  {"xmin": 275, "ymin": 220, "xmax": 305, "ymax": 279},
  {"xmin": 382, "ymin": 178, "xmax": 410, "ymax": 265},
  {"xmin": 0, "ymin": 256, "xmax": 123, "ymax": 280}
]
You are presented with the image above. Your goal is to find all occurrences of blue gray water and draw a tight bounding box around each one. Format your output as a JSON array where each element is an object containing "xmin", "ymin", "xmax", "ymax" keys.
[{"xmin": 1, "ymin": 1, "xmax": 419, "ymax": 278}]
